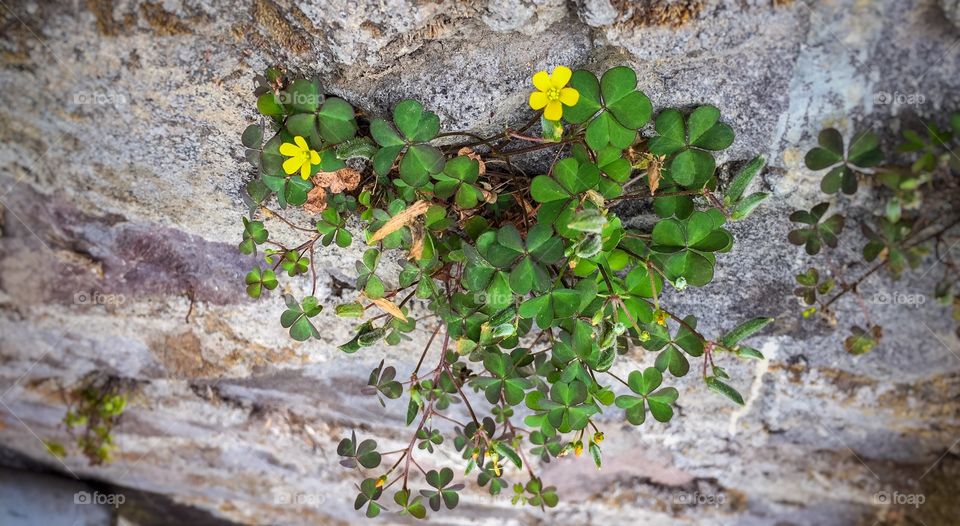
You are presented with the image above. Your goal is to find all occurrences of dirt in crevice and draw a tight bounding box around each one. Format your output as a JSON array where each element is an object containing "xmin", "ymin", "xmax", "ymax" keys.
[
  {"xmin": 139, "ymin": 2, "xmax": 192, "ymax": 36},
  {"xmin": 250, "ymin": 0, "xmax": 311, "ymax": 55},
  {"xmin": 86, "ymin": 0, "xmax": 135, "ymax": 36},
  {"xmin": 615, "ymin": 0, "xmax": 705, "ymax": 28}
]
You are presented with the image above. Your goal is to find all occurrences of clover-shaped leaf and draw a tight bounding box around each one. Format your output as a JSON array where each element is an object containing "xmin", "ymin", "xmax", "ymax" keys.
[
  {"xmin": 518, "ymin": 288, "xmax": 583, "ymax": 328},
  {"xmin": 471, "ymin": 352, "xmax": 531, "ymax": 406},
  {"xmin": 525, "ymin": 380, "xmax": 597, "ymax": 433},
  {"xmin": 861, "ymin": 217, "xmax": 925, "ymax": 279},
  {"xmin": 788, "ymin": 203, "xmax": 844, "ymax": 255},
  {"xmin": 565, "ymin": 67, "xmax": 652, "ymax": 150},
  {"xmin": 474, "ymin": 224, "xmax": 564, "ymax": 295},
  {"xmin": 361, "ymin": 360, "xmax": 402, "ymax": 405},
  {"xmin": 794, "ymin": 267, "xmax": 835, "ymax": 305},
  {"xmin": 614, "ymin": 367, "xmax": 679, "ymax": 425},
  {"xmin": 239, "ymin": 218, "xmax": 268, "ymax": 255},
  {"xmin": 316, "ymin": 208, "xmax": 352, "ymax": 248},
  {"xmin": 370, "ymin": 100, "xmax": 444, "ymax": 187},
  {"xmin": 280, "ymin": 250, "xmax": 310, "ymax": 276},
  {"xmin": 354, "ymin": 477, "xmax": 384, "ymax": 518},
  {"xmin": 805, "ymin": 128, "xmax": 883, "ymax": 194},
  {"xmin": 844, "ymin": 325, "xmax": 882, "ymax": 355},
  {"xmin": 394, "ymin": 489, "xmax": 427, "ymax": 519},
  {"xmin": 355, "ymin": 248, "xmax": 386, "ymax": 299},
  {"xmin": 650, "ymin": 210, "xmax": 731, "ymax": 286},
  {"xmin": 433, "ymin": 156, "xmax": 483, "ymax": 208},
  {"xmin": 420, "ymin": 468, "xmax": 464, "ymax": 511},
  {"xmin": 416, "ymin": 427, "xmax": 444, "ymax": 452},
  {"xmin": 523, "ymin": 477, "xmax": 559, "ymax": 509},
  {"xmin": 244, "ymin": 267, "xmax": 278, "ymax": 299},
  {"xmin": 571, "ymin": 144, "xmax": 632, "ymax": 198},
  {"xmin": 279, "ymin": 295, "xmax": 323, "ymax": 341},
  {"xmin": 648, "ymin": 106, "xmax": 734, "ymax": 188},
  {"xmin": 530, "ymin": 157, "xmax": 601, "ymax": 237},
  {"xmin": 338, "ymin": 431, "xmax": 382, "ymax": 469}
]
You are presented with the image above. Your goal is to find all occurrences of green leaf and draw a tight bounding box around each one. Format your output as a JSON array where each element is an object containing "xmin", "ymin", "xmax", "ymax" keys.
[
  {"xmin": 394, "ymin": 99, "xmax": 440, "ymax": 142},
  {"xmin": 399, "ymin": 144, "xmax": 444, "ymax": 187},
  {"xmin": 241, "ymin": 124, "xmax": 263, "ymax": 148},
  {"xmin": 655, "ymin": 346, "xmax": 689, "ymax": 377},
  {"xmin": 687, "ymin": 105, "xmax": 720, "ymax": 144},
  {"xmin": 370, "ymin": 119, "xmax": 404, "ymax": 147},
  {"xmin": 725, "ymin": 155, "xmax": 765, "ymax": 203},
  {"xmin": 669, "ymin": 148, "xmax": 715, "ymax": 186},
  {"xmin": 494, "ymin": 442, "xmax": 522, "ymax": 469},
  {"xmin": 564, "ymin": 70, "xmax": 602, "ymax": 124},
  {"xmin": 705, "ymin": 376, "xmax": 744, "ymax": 405},
  {"xmin": 730, "ymin": 192, "xmax": 769, "ymax": 220},
  {"xmin": 721, "ymin": 317, "xmax": 773, "ymax": 347},
  {"xmin": 284, "ymin": 79, "xmax": 319, "ymax": 112},
  {"xmin": 600, "ymin": 66, "xmax": 651, "ymax": 129},
  {"xmin": 530, "ymin": 176, "xmax": 568, "ymax": 202},
  {"xmin": 280, "ymin": 295, "xmax": 323, "ymax": 341},
  {"xmin": 627, "ymin": 367, "xmax": 662, "ymax": 396},
  {"xmin": 257, "ymin": 92, "xmax": 284, "ymax": 116},
  {"xmin": 285, "ymin": 112, "xmax": 316, "ymax": 138},
  {"xmin": 317, "ymin": 97, "xmax": 357, "ymax": 144}
]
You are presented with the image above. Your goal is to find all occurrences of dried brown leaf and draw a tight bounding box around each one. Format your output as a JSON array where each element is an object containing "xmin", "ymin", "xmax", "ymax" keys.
[
  {"xmin": 364, "ymin": 294, "xmax": 408, "ymax": 322},
  {"xmin": 303, "ymin": 185, "xmax": 327, "ymax": 215},
  {"xmin": 647, "ymin": 154, "xmax": 665, "ymax": 195},
  {"xmin": 367, "ymin": 200, "xmax": 431, "ymax": 245},
  {"xmin": 408, "ymin": 225, "xmax": 424, "ymax": 261},
  {"xmin": 313, "ymin": 168, "xmax": 362, "ymax": 194}
]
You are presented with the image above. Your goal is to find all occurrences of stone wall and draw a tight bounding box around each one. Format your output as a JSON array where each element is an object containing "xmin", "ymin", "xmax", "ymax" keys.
[{"xmin": 0, "ymin": 0, "xmax": 958, "ymax": 524}]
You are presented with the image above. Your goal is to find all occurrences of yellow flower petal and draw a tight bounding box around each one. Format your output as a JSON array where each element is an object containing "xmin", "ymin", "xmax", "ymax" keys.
[
  {"xmin": 293, "ymin": 135, "xmax": 309, "ymax": 151},
  {"xmin": 532, "ymin": 71, "xmax": 552, "ymax": 92},
  {"xmin": 559, "ymin": 87, "xmax": 580, "ymax": 106},
  {"xmin": 550, "ymin": 66, "xmax": 572, "ymax": 89},
  {"xmin": 283, "ymin": 156, "xmax": 303, "ymax": 175},
  {"xmin": 309, "ymin": 149, "xmax": 321, "ymax": 164},
  {"xmin": 279, "ymin": 142, "xmax": 301, "ymax": 157},
  {"xmin": 529, "ymin": 91, "xmax": 549, "ymax": 110},
  {"xmin": 300, "ymin": 162, "xmax": 311, "ymax": 180},
  {"xmin": 544, "ymin": 100, "xmax": 563, "ymax": 121}
]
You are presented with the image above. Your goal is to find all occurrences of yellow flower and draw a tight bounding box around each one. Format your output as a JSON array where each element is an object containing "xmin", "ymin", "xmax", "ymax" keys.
[
  {"xmin": 654, "ymin": 309, "xmax": 668, "ymax": 326},
  {"xmin": 593, "ymin": 432, "xmax": 604, "ymax": 444},
  {"xmin": 279, "ymin": 135, "xmax": 321, "ymax": 180},
  {"xmin": 529, "ymin": 66, "xmax": 580, "ymax": 121},
  {"xmin": 573, "ymin": 440, "xmax": 584, "ymax": 457}
]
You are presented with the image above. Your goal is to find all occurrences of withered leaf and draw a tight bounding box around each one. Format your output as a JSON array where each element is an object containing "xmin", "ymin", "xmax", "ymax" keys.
[
  {"xmin": 368, "ymin": 200, "xmax": 431, "ymax": 245},
  {"xmin": 303, "ymin": 185, "xmax": 327, "ymax": 215}
]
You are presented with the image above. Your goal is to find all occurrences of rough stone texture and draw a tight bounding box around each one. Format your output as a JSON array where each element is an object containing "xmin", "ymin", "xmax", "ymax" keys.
[{"xmin": 0, "ymin": 0, "xmax": 958, "ymax": 525}]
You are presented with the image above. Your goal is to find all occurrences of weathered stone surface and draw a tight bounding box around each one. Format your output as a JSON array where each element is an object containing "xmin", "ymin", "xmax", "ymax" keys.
[{"xmin": 0, "ymin": 0, "xmax": 958, "ymax": 525}]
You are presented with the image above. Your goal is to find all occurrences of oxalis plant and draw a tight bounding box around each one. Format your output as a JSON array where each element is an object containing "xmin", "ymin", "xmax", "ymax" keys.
[
  {"xmin": 237, "ymin": 64, "xmax": 774, "ymax": 519},
  {"xmin": 789, "ymin": 115, "xmax": 960, "ymax": 355}
]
